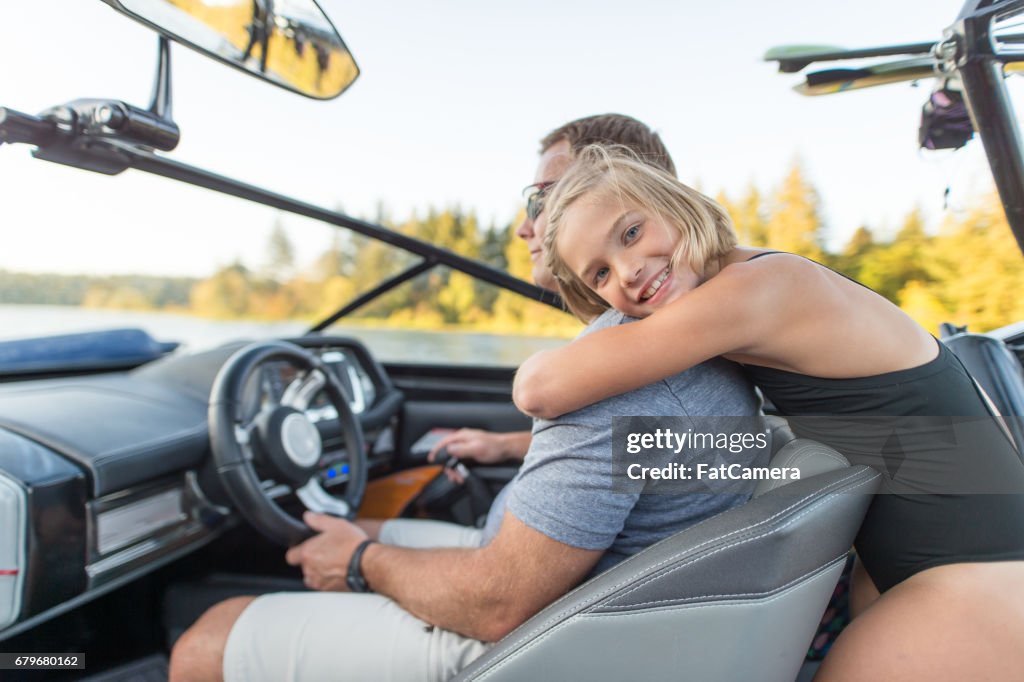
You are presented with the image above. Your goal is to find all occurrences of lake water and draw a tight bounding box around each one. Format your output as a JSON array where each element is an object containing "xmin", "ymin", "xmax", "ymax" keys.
[{"xmin": 0, "ymin": 304, "xmax": 571, "ymax": 366}]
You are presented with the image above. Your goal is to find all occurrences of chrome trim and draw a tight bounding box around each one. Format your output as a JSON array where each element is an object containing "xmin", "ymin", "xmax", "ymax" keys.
[
  {"xmin": 345, "ymin": 363, "xmax": 366, "ymax": 413},
  {"xmin": 0, "ymin": 473, "xmax": 27, "ymax": 632},
  {"xmin": 282, "ymin": 368, "xmax": 325, "ymax": 410},
  {"xmin": 95, "ymin": 488, "xmax": 185, "ymax": 555},
  {"xmin": 2, "ymin": 526, "xmax": 226, "ymax": 642},
  {"xmin": 296, "ymin": 479, "xmax": 350, "ymax": 517},
  {"xmin": 281, "ymin": 412, "xmax": 322, "ymax": 467},
  {"xmin": 87, "ymin": 539, "xmax": 161, "ymax": 577}
]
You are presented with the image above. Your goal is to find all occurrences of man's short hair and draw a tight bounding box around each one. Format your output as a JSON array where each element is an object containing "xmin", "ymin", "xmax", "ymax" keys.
[{"xmin": 540, "ymin": 113, "xmax": 677, "ymax": 178}]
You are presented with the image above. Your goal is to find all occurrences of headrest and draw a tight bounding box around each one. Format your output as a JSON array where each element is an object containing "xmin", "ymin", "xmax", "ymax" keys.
[{"xmin": 754, "ymin": 438, "xmax": 850, "ymax": 497}]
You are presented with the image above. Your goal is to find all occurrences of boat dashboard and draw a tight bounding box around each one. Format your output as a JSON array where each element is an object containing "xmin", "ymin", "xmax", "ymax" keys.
[{"xmin": 0, "ymin": 335, "xmax": 403, "ymax": 641}]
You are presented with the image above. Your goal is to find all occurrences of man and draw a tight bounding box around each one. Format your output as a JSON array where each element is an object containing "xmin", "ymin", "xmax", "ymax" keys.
[
  {"xmin": 425, "ymin": 114, "xmax": 678, "ymax": 472},
  {"xmin": 169, "ymin": 115, "xmax": 758, "ymax": 682}
]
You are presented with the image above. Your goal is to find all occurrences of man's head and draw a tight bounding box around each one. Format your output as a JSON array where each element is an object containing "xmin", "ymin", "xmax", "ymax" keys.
[{"xmin": 516, "ymin": 114, "xmax": 676, "ymax": 291}]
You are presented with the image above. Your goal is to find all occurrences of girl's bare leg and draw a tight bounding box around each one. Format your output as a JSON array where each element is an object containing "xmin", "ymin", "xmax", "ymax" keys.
[
  {"xmin": 815, "ymin": 561, "xmax": 1024, "ymax": 682},
  {"xmin": 848, "ymin": 556, "xmax": 880, "ymax": 619}
]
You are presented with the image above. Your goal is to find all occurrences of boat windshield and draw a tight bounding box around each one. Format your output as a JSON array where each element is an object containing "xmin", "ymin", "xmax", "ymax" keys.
[{"xmin": 0, "ymin": 153, "xmax": 578, "ymax": 367}]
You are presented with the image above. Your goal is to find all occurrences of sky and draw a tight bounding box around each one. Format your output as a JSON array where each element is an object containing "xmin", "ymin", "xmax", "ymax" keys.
[{"xmin": 0, "ymin": 0, "xmax": 1004, "ymax": 278}]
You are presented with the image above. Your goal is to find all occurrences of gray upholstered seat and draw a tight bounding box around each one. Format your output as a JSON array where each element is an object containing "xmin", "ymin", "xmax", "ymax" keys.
[
  {"xmin": 941, "ymin": 329, "xmax": 1024, "ymax": 457},
  {"xmin": 455, "ymin": 440, "xmax": 879, "ymax": 682}
]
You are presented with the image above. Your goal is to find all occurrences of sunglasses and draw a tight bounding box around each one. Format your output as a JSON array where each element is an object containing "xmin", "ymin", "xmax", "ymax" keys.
[{"xmin": 522, "ymin": 181, "xmax": 556, "ymax": 221}]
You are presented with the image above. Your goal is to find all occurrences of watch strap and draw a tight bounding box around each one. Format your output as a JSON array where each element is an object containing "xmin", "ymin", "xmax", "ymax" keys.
[{"xmin": 346, "ymin": 538, "xmax": 376, "ymax": 593}]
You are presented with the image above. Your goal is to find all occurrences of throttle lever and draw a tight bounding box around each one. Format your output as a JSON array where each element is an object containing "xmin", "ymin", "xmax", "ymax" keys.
[
  {"xmin": 433, "ymin": 446, "xmax": 471, "ymax": 479},
  {"xmin": 433, "ymin": 447, "xmax": 493, "ymax": 524}
]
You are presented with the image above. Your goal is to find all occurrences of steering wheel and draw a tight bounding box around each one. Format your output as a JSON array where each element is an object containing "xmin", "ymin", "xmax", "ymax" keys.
[{"xmin": 208, "ymin": 341, "xmax": 367, "ymax": 546}]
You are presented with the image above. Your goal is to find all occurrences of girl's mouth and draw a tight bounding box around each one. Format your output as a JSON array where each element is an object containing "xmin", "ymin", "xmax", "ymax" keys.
[{"xmin": 639, "ymin": 268, "xmax": 670, "ymax": 302}]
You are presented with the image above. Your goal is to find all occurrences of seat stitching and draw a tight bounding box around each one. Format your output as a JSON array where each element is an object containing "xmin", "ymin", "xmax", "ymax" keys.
[
  {"xmin": 473, "ymin": 555, "xmax": 846, "ymax": 680},
  {"xmin": 786, "ymin": 446, "xmax": 848, "ymax": 468},
  {"xmin": 607, "ymin": 475, "xmax": 877, "ymax": 604},
  {"xmin": 468, "ymin": 468, "xmax": 876, "ymax": 676},
  {"xmin": 584, "ymin": 562, "xmax": 841, "ymax": 618},
  {"xmin": 482, "ymin": 468, "xmax": 867, "ymax": 654},
  {"xmin": 600, "ymin": 548, "xmax": 849, "ymax": 609}
]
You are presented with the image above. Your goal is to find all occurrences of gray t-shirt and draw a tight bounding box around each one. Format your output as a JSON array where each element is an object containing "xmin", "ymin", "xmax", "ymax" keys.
[{"xmin": 483, "ymin": 309, "xmax": 761, "ymax": 573}]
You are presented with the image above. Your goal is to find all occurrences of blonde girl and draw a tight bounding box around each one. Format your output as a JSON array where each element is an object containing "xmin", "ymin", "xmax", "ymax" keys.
[{"xmin": 513, "ymin": 145, "xmax": 1024, "ymax": 681}]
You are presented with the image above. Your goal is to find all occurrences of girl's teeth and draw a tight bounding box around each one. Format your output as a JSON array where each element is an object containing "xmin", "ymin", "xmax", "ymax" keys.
[{"xmin": 642, "ymin": 269, "xmax": 669, "ymax": 300}]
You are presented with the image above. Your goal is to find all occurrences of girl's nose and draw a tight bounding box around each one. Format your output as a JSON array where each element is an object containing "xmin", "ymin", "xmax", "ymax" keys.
[{"xmin": 618, "ymin": 261, "xmax": 643, "ymax": 287}]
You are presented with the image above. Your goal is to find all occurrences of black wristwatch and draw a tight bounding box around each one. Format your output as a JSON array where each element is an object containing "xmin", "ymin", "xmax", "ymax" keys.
[{"xmin": 346, "ymin": 539, "xmax": 376, "ymax": 593}]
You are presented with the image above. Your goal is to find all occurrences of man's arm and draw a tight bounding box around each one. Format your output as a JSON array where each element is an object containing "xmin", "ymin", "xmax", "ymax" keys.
[
  {"xmin": 287, "ymin": 510, "xmax": 601, "ymax": 642},
  {"xmin": 428, "ymin": 428, "xmax": 532, "ymax": 464}
]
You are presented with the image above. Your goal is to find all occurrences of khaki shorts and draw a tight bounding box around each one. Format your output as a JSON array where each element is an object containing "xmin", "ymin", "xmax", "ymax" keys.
[
  {"xmin": 379, "ymin": 518, "xmax": 484, "ymax": 549},
  {"xmin": 223, "ymin": 519, "xmax": 489, "ymax": 682}
]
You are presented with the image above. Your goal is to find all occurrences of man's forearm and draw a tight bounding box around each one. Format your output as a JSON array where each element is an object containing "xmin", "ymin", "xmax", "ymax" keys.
[
  {"xmin": 499, "ymin": 430, "xmax": 532, "ymax": 462},
  {"xmin": 360, "ymin": 544, "xmax": 515, "ymax": 641}
]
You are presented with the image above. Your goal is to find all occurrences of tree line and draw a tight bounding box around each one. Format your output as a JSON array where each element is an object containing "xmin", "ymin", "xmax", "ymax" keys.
[
  {"xmin": 3, "ymin": 161, "xmax": 1020, "ymax": 336},
  {"xmin": 716, "ymin": 163, "xmax": 1024, "ymax": 334}
]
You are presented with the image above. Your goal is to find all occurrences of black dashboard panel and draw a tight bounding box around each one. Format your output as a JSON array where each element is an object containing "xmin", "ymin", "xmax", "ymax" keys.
[
  {"xmin": 0, "ymin": 336, "xmax": 399, "ymax": 499},
  {"xmin": 0, "ymin": 429, "xmax": 87, "ymax": 624},
  {"xmin": 0, "ymin": 335, "xmax": 406, "ymax": 639},
  {"xmin": 0, "ymin": 376, "xmax": 208, "ymax": 496}
]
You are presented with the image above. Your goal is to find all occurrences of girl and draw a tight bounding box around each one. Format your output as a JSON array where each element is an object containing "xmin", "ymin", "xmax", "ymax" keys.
[{"xmin": 513, "ymin": 145, "xmax": 1024, "ymax": 680}]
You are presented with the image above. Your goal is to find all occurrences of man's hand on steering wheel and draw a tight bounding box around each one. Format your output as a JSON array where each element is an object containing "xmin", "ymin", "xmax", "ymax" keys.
[
  {"xmin": 209, "ymin": 341, "xmax": 368, "ymax": 546},
  {"xmin": 285, "ymin": 511, "xmax": 369, "ymax": 592}
]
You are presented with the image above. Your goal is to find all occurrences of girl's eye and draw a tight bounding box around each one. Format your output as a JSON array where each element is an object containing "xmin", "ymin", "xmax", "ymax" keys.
[
  {"xmin": 594, "ymin": 267, "xmax": 609, "ymax": 285},
  {"xmin": 624, "ymin": 224, "xmax": 641, "ymax": 243}
]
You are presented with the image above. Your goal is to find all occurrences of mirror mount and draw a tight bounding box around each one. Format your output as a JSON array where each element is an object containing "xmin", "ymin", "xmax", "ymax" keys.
[
  {"xmin": 149, "ymin": 35, "xmax": 173, "ymax": 121},
  {"xmin": 27, "ymin": 93, "xmax": 180, "ymax": 175},
  {"xmin": 0, "ymin": 35, "xmax": 180, "ymax": 176},
  {"xmin": 34, "ymin": 35, "xmax": 183, "ymax": 155}
]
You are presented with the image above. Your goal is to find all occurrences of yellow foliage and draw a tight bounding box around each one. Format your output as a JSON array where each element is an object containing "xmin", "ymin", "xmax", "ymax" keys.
[
  {"xmin": 897, "ymin": 280, "xmax": 950, "ymax": 335},
  {"xmin": 765, "ymin": 162, "xmax": 824, "ymax": 259},
  {"xmin": 927, "ymin": 193, "xmax": 1024, "ymax": 331}
]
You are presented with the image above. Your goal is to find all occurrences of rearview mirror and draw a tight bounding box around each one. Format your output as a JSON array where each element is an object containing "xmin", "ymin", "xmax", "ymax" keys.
[{"xmin": 101, "ymin": 0, "xmax": 358, "ymax": 99}]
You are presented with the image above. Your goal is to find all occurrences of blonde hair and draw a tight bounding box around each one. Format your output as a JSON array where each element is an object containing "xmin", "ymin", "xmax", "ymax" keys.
[{"xmin": 544, "ymin": 144, "xmax": 738, "ymax": 321}]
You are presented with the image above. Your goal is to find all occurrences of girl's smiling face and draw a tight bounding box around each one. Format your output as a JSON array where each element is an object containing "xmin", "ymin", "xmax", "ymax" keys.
[{"xmin": 557, "ymin": 193, "xmax": 701, "ymax": 318}]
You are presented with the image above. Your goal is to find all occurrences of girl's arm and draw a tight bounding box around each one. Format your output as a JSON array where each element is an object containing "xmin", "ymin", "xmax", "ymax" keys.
[{"xmin": 513, "ymin": 266, "xmax": 768, "ymax": 418}]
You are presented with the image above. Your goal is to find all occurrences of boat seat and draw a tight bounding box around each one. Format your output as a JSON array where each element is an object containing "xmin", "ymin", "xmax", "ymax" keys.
[
  {"xmin": 766, "ymin": 414, "xmax": 797, "ymax": 452},
  {"xmin": 454, "ymin": 440, "xmax": 879, "ymax": 682},
  {"xmin": 941, "ymin": 326, "xmax": 1024, "ymax": 457}
]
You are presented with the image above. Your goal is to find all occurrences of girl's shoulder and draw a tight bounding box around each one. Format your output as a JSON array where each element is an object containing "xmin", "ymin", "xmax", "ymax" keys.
[
  {"xmin": 717, "ymin": 249, "xmax": 817, "ymax": 283},
  {"xmin": 708, "ymin": 250, "xmax": 829, "ymax": 307},
  {"xmin": 725, "ymin": 248, "xmax": 805, "ymax": 267}
]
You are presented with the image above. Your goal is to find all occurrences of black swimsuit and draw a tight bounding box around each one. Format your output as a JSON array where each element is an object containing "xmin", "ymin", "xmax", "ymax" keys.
[{"xmin": 741, "ymin": 252, "xmax": 1024, "ymax": 591}]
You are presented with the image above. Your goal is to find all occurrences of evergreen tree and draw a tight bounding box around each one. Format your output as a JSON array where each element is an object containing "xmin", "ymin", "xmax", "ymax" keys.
[
  {"xmin": 314, "ymin": 232, "xmax": 347, "ymax": 280},
  {"xmin": 857, "ymin": 207, "xmax": 932, "ymax": 303},
  {"xmin": 722, "ymin": 183, "xmax": 769, "ymax": 246},
  {"xmin": 935, "ymin": 194, "xmax": 1024, "ymax": 331},
  {"xmin": 265, "ymin": 218, "xmax": 296, "ymax": 282},
  {"xmin": 765, "ymin": 161, "xmax": 825, "ymax": 259},
  {"xmin": 834, "ymin": 225, "xmax": 875, "ymax": 280}
]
